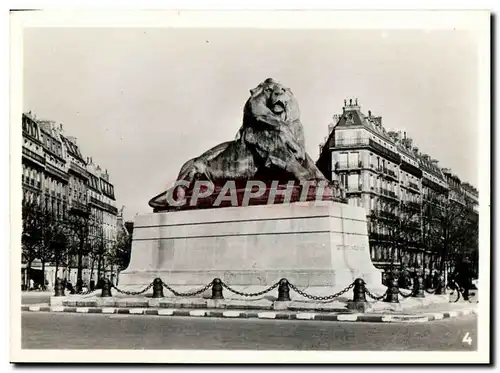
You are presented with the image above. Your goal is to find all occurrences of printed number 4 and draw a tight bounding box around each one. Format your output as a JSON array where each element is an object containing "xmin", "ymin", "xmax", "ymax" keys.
[{"xmin": 462, "ymin": 332, "xmax": 473, "ymax": 346}]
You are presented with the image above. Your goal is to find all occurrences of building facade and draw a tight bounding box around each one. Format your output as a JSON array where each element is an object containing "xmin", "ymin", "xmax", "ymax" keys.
[
  {"xmin": 21, "ymin": 112, "xmax": 119, "ymax": 288},
  {"xmin": 317, "ymin": 99, "xmax": 479, "ymax": 273}
]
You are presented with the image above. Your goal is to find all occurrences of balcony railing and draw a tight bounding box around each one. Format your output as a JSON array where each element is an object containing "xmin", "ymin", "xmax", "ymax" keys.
[
  {"xmin": 335, "ymin": 161, "xmax": 363, "ymax": 170},
  {"xmin": 71, "ymin": 200, "xmax": 88, "ymax": 213},
  {"xmin": 69, "ymin": 162, "xmax": 89, "ymax": 179},
  {"xmin": 335, "ymin": 138, "xmax": 370, "ymax": 148},
  {"xmin": 379, "ymin": 188, "xmax": 398, "ymax": 199},
  {"xmin": 406, "ymin": 201, "xmax": 421, "ymax": 211},
  {"xmin": 369, "ymin": 232, "xmax": 392, "ymax": 242},
  {"xmin": 345, "ymin": 184, "xmax": 363, "ymax": 193},
  {"xmin": 408, "ymin": 181, "xmax": 420, "ymax": 191},
  {"xmin": 22, "ymin": 146, "xmax": 45, "ymax": 165},
  {"xmin": 373, "ymin": 209, "xmax": 397, "ymax": 220},
  {"xmin": 90, "ymin": 196, "xmax": 119, "ymax": 215}
]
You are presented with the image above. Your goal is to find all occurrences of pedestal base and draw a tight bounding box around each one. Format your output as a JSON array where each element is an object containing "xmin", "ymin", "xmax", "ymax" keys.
[{"xmin": 118, "ymin": 201, "xmax": 383, "ymax": 294}]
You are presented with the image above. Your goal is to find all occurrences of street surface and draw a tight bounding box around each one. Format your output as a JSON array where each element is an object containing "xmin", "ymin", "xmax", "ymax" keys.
[{"xmin": 22, "ymin": 312, "xmax": 477, "ymax": 351}]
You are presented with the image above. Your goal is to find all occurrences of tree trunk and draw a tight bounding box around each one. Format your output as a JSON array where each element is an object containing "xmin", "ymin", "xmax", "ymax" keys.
[
  {"xmin": 54, "ymin": 260, "xmax": 59, "ymax": 286},
  {"xmin": 97, "ymin": 254, "xmax": 102, "ymax": 281},
  {"xmin": 90, "ymin": 256, "xmax": 95, "ymax": 282},
  {"xmin": 41, "ymin": 259, "xmax": 46, "ymax": 290},
  {"xmin": 26, "ymin": 258, "xmax": 33, "ymax": 290},
  {"xmin": 77, "ymin": 252, "xmax": 83, "ymax": 283}
]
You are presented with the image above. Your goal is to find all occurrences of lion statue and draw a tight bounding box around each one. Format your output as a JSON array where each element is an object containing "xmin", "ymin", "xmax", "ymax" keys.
[{"xmin": 149, "ymin": 78, "xmax": 328, "ymax": 210}]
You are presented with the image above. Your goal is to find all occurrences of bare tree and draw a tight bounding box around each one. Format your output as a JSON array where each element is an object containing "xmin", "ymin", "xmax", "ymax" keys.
[
  {"xmin": 22, "ymin": 200, "xmax": 41, "ymax": 288},
  {"xmin": 369, "ymin": 199, "xmax": 422, "ymax": 272},
  {"xmin": 424, "ymin": 198, "xmax": 478, "ymax": 278},
  {"xmin": 65, "ymin": 209, "xmax": 92, "ymax": 289},
  {"xmin": 22, "ymin": 200, "xmax": 69, "ymax": 289},
  {"xmin": 109, "ymin": 228, "xmax": 132, "ymax": 284}
]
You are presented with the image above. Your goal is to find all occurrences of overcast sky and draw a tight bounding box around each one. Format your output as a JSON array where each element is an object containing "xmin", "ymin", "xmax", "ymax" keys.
[{"xmin": 23, "ymin": 28, "xmax": 479, "ymax": 221}]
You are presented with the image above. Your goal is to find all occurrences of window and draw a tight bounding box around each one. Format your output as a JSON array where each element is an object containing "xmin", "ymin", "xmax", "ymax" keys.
[
  {"xmin": 338, "ymin": 153, "xmax": 347, "ymax": 166},
  {"xmin": 347, "ymin": 174, "xmax": 360, "ymax": 190},
  {"xmin": 339, "ymin": 174, "xmax": 348, "ymax": 189},
  {"xmin": 348, "ymin": 152, "xmax": 359, "ymax": 168}
]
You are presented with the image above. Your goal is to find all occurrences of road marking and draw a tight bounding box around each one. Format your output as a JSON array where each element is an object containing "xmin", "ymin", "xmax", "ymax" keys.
[
  {"xmin": 337, "ymin": 314, "xmax": 358, "ymax": 321},
  {"xmin": 76, "ymin": 307, "xmax": 89, "ymax": 313},
  {"xmin": 102, "ymin": 308, "xmax": 115, "ymax": 314},
  {"xmin": 257, "ymin": 312, "xmax": 276, "ymax": 319},
  {"xmin": 296, "ymin": 313, "xmax": 315, "ymax": 320},
  {"xmin": 158, "ymin": 309, "xmax": 175, "ymax": 316},
  {"xmin": 50, "ymin": 306, "xmax": 65, "ymax": 312},
  {"xmin": 129, "ymin": 308, "xmax": 145, "ymax": 315},
  {"xmin": 222, "ymin": 311, "xmax": 241, "ymax": 318},
  {"xmin": 189, "ymin": 310, "xmax": 206, "ymax": 317},
  {"xmin": 28, "ymin": 306, "xmax": 40, "ymax": 312},
  {"xmin": 432, "ymin": 313, "xmax": 444, "ymax": 320}
]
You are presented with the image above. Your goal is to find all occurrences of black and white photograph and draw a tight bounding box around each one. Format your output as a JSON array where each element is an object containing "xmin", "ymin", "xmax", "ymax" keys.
[{"xmin": 9, "ymin": 9, "xmax": 490, "ymax": 364}]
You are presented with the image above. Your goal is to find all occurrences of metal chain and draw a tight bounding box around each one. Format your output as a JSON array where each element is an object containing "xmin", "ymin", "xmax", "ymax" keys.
[
  {"xmin": 163, "ymin": 281, "xmax": 213, "ymax": 297},
  {"xmin": 365, "ymin": 287, "xmax": 387, "ymax": 301},
  {"xmin": 79, "ymin": 288, "xmax": 99, "ymax": 296},
  {"xmin": 221, "ymin": 281, "xmax": 280, "ymax": 297},
  {"xmin": 288, "ymin": 281, "xmax": 355, "ymax": 301},
  {"xmin": 425, "ymin": 287, "xmax": 437, "ymax": 294},
  {"xmin": 111, "ymin": 282, "xmax": 154, "ymax": 296},
  {"xmin": 398, "ymin": 288, "xmax": 414, "ymax": 298}
]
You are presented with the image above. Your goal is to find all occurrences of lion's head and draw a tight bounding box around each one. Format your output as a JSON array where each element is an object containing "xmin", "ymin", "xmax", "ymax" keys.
[{"xmin": 244, "ymin": 78, "xmax": 301, "ymax": 123}]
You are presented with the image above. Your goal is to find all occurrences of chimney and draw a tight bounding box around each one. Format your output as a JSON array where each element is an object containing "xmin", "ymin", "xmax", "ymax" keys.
[{"xmin": 368, "ymin": 110, "xmax": 372, "ymax": 117}]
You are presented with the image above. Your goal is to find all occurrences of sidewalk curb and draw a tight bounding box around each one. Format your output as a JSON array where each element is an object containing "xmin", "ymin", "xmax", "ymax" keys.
[{"xmin": 21, "ymin": 305, "xmax": 478, "ymax": 323}]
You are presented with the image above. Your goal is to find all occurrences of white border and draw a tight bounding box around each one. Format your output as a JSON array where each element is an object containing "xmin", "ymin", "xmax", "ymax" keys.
[{"xmin": 8, "ymin": 9, "xmax": 491, "ymax": 364}]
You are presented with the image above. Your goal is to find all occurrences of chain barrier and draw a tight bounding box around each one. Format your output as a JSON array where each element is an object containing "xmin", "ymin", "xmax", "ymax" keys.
[
  {"xmin": 162, "ymin": 281, "xmax": 213, "ymax": 297},
  {"xmin": 288, "ymin": 281, "xmax": 355, "ymax": 301},
  {"xmin": 111, "ymin": 282, "xmax": 154, "ymax": 296},
  {"xmin": 365, "ymin": 287, "xmax": 387, "ymax": 301},
  {"xmin": 79, "ymin": 288, "xmax": 100, "ymax": 296},
  {"xmin": 221, "ymin": 280, "xmax": 280, "ymax": 297},
  {"xmin": 398, "ymin": 288, "xmax": 414, "ymax": 298},
  {"xmin": 424, "ymin": 287, "xmax": 438, "ymax": 294}
]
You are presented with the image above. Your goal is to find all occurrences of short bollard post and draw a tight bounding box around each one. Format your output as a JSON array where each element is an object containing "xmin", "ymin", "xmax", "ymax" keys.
[
  {"xmin": 152, "ymin": 278, "xmax": 164, "ymax": 298},
  {"xmin": 100, "ymin": 278, "xmax": 112, "ymax": 298},
  {"xmin": 54, "ymin": 278, "xmax": 65, "ymax": 297},
  {"xmin": 277, "ymin": 278, "xmax": 291, "ymax": 302},
  {"xmin": 412, "ymin": 273, "xmax": 425, "ymax": 298},
  {"xmin": 383, "ymin": 277, "xmax": 399, "ymax": 303},
  {"xmin": 352, "ymin": 278, "xmax": 366, "ymax": 302},
  {"xmin": 211, "ymin": 278, "xmax": 224, "ymax": 300}
]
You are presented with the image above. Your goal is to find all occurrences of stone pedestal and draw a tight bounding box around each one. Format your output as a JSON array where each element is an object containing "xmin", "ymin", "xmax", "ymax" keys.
[{"xmin": 118, "ymin": 201, "xmax": 383, "ymax": 294}]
